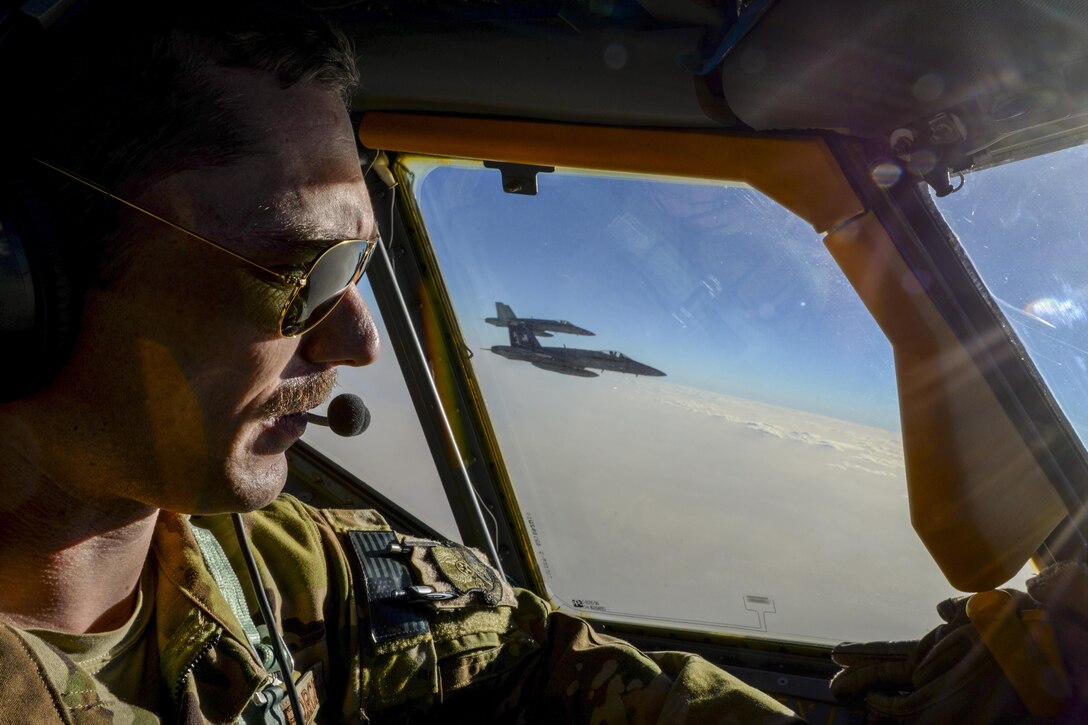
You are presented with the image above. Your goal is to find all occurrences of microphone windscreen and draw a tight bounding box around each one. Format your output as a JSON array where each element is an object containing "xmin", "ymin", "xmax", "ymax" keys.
[{"xmin": 327, "ymin": 393, "xmax": 371, "ymax": 436}]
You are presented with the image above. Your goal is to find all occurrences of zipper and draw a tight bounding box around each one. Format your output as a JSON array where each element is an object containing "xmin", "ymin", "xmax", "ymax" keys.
[{"xmin": 171, "ymin": 630, "xmax": 222, "ymax": 703}]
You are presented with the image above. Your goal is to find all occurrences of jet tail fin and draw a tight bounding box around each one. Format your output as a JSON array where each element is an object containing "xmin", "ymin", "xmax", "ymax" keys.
[
  {"xmin": 508, "ymin": 321, "xmax": 542, "ymax": 351},
  {"xmin": 496, "ymin": 302, "xmax": 516, "ymax": 323}
]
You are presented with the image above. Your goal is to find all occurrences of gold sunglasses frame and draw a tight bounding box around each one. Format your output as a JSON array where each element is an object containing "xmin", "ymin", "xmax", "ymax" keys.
[{"xmin": 32, "ymin": 158, "xmax": 378, "ymax": 337}]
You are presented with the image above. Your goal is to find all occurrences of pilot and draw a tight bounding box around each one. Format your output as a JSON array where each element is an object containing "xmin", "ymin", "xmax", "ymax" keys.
[{"xmin": 0, "ymin": 1, "xmax": 802, "ymax": 721}]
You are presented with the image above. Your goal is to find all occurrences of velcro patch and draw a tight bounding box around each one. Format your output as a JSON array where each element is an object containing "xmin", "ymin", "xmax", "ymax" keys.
[
  {"xmin": 281, "ymin": 666, "xmax": 321, "ymax": 725},
  {"xmin": 347, "ymin": 530, "xmax": 430, "ymax": 644},
  {"xmin": 407, "ymin": 541, "xmax": 516, "ymax": 609}
]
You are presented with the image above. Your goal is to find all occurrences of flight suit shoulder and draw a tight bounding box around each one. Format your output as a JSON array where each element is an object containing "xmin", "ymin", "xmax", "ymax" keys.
[
  {"xmin": 0, "ymin": 623, "xmax": 160, "ymax": 724},
  {"xmin": 311, "ymin": 509, "xmax": 543, "ymax": 713}
]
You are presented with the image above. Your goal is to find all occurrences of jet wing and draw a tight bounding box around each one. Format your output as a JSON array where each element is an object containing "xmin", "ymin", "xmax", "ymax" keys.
[
  {"xmin": 533, "ymin": 320, "xmax": 594, "ymax": 336},
  {"xmin": 531, "ymin": 360, "xmax": 599, "ymax": 377},
  {"xmin": 485, "ymin": 302, "xmax": 595, "ymax": 336}
]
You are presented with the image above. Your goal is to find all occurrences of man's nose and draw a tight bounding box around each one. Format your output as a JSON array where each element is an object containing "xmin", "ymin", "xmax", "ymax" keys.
[{"xmin": 299, "ymin": 286, "xmax": 380, "ymax": 366}]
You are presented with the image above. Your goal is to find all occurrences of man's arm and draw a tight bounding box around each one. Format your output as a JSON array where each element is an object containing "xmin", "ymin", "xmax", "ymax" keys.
[
  {"xmin": 302, "ymin": 500, "xmax": 801, "ymax": 723},
  {"xmin": 434, "ymin": 589, "xmax": 803, "ymax": 723}
]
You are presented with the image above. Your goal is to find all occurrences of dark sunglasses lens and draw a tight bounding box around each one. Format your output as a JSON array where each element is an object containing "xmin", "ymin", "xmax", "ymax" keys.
[{"xmin": 281, "ymin": 240, "xmax": 373, "ymax": 335}]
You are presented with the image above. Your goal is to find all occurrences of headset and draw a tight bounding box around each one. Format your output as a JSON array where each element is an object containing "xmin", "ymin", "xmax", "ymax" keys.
[
  {"xmin": 0, "ymin": 164, "xmax": 79, "ymax": 402},
  {"xmin": 0, "ymin": 0, "xmax": 86, "ymax": 401}
]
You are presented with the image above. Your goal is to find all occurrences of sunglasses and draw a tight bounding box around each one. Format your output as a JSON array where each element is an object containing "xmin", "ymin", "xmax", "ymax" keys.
[{"xmin": 33, "ymin": 158, "xmax": 378, "ymax": 337}]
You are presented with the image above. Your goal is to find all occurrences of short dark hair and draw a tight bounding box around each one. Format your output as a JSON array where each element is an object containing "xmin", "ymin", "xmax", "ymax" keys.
[{"xmin": 7, "ymin": 0, "xmax": 358, "ymax": 282}]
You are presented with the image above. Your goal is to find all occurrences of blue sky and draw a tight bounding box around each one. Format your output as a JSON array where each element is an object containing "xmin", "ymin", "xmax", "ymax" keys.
[
  {"xmin": 410, "ymin": 144, "xmax": 1088, "ymax": 439},
  {"xmin": 415, "ymin": 162, "xmax": 903, "ymax": 430},
  {"xmin": 934, "ymin": 143, "xmax": 1088, "ymax": 437}
]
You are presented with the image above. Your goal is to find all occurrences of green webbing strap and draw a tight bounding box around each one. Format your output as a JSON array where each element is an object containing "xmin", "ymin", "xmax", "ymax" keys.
[{"xmin": 188, "ymin": 521, "xmax": 277, "ymax": 672}]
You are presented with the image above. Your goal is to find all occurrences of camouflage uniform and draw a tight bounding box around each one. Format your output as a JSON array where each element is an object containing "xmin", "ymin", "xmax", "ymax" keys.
[{"xmin": 0, "ymin": 495, "xmax": 801, "ymax": 723}]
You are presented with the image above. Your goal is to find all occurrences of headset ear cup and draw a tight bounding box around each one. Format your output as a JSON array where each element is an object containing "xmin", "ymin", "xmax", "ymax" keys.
[{"xmin": 0, "ymin": 174, "xmax": 79, "ymax": 401}]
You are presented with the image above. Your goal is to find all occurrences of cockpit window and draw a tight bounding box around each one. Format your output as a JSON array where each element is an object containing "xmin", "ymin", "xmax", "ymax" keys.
[
  {"xmin": 932, "ymin": 142, "xmax": 1088, "ymax": 443},
  {"xmin": 404, "ymin": 157, "xmax": 1035, "ymax": 645}
]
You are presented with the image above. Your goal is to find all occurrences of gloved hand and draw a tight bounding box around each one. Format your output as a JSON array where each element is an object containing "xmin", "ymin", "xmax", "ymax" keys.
[
  {"xmin": 829, "ymin": 562, "xmax": 1087, "ymax": 723},
  {"xmin": 1023, "ymin": 561, "xmax": 1088, "ymax": 719}
]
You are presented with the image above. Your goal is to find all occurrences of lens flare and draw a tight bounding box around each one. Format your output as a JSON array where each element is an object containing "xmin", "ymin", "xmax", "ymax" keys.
[
  {"xmin": 604, "ymin": 43, "xmax": 628, "ymax": 70},
  {"xmin": 908, "ymin": 148, "xmax": 939, "ymax": 176},
  {"xmin": 1024, "ymin": 297, "xmax": 1085, "ymax": 328},
  {"xmin": 870, "ymin": 162, "xmax": 902, "ymax": 189},
  {"xmin": 912, "ymin": 73, "xmax": 945, "ymax": 102}
]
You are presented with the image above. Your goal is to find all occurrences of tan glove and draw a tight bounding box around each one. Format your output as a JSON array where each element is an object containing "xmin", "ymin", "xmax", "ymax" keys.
[{"xmin": 829, "ymin": 562, "xmax": 1087, "ymax": 723}]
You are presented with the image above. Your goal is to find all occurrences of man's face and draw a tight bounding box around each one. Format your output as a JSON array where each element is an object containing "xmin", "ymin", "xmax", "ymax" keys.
[{"xmin": 51, "ymin": 69, "xmax": 379, "ymax": 514}]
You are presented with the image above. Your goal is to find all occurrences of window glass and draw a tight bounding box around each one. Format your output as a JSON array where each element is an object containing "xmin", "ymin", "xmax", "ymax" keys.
[
  {"xmin": 408, "ymin": 158, "xmax": 1033, "ymax": 644},
  {"xmin": 932, "ymin": 142, "xmax": 1088, "ymax": 442},
  {"xmin": 302, "ymin": 279, "xmax": 460, "ymax": 540}
]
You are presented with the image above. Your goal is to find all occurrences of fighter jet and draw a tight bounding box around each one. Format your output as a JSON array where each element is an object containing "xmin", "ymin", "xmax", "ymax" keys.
[
  {"xmin": 490, "ymin": 321, "xmax": 665, "ymax": 378},
  {"xmin": 485, "ymin": 301, "xmax": 594, "ymax": 338}
]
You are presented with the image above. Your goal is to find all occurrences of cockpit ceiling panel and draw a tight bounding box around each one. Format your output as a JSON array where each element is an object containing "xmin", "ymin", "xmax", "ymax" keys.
[
  {"xmin": 348, "ymin": 25, "xmax": 728, "ymax": 128},
  {"xmin": 334, "ymin": 0, "xmax": 1087, "ymax": 156},
  {"xmin": 719, "ymin": 0, "xmax": 1088, "ymax": 138}
]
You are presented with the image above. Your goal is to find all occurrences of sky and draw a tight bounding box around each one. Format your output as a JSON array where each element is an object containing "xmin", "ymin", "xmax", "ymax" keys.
[
  {"xmin": 933, "ymin": 143, "xmax": 1088, "ymax": 437},
  {"xmin": 416, "ymin": 161, "xmax": 902, "ymax": 430}
]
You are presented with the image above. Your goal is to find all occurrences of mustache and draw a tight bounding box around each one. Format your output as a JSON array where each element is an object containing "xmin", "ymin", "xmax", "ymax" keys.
[{"xmin": 261, "ymin": 370, "xmax": 339, "ymax": 418}]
